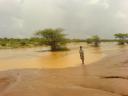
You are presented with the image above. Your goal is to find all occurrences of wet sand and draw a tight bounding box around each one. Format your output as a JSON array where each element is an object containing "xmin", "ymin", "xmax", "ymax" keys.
[{"xmin": 0, "ymin": 50, "xmax": 128, "ymax": 96}]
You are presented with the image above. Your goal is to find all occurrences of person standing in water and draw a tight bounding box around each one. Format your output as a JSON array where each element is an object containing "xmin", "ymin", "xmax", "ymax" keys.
[{"xmin": 79, "ymin": 46, "xmax": 85, "ymax": 64}]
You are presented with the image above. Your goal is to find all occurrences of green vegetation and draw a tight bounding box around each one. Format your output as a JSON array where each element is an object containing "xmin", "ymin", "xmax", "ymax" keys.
[
  {"xmin": 70, "ymin": 39, "xmax": 86, "ymax": 42},
  {"xmin": 0, "ymin": 31, "xmax": 128, "ymax": 50},
  {"xmin": 35, "ymin": 28, "xmax": 68, "ymax": 51},
  {"xmin": 0, "ymin": 38, "xmax": 43, "ymax": 49},
  {"xmin": 86, "ymin": 35, "xmax": 101, "ymax": 47},
  {"xmin": 114, "ymin": 33, "xmax": 128, "ymax": 45},
  {"xmin": 100, "ymin": 39, "xmax": 117, "ymax": 42}
]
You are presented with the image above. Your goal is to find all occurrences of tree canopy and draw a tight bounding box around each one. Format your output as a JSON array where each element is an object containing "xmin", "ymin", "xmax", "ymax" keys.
[
  {"xmin": 35, "ymin": 28, "xmax": 68, "ymax": 51},
  {"xmin": 114, "ymin": 33, "xmax": 128, "ymax": 45},
  {"xmin": 86, "ymin": 35, "xmax": 101, "ymax": 47}
]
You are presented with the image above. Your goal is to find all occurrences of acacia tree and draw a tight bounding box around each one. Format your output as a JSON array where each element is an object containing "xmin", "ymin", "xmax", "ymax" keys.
[
  {"xmin": 114, "ymin": 33, "xmax": 128, "ymax": 45},
  {"xmin": 35, "ymin": 28, "xmax": 68, "ymax": 51},
  {"xmin": 91, "ymin": 35, "xmax": 101, "ymax": 47},
  {"xmin": 86, "ymin": 35, "xmax": 101, "ymax": 47}
]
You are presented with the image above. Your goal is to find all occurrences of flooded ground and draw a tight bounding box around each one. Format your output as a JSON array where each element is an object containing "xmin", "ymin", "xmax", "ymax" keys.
[
  {"xmin": 0, "ymin": 42, "xmax": 128, "ymax": 71},
  {"xmin": 0, "ymin": 43, "xmax": 128, "ymax": 96}
]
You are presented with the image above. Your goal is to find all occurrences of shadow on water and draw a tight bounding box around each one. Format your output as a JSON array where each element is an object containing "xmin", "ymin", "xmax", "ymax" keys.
[{"xmin": 36, "ymin": 50, "xmax": 50, "ymax": 53}]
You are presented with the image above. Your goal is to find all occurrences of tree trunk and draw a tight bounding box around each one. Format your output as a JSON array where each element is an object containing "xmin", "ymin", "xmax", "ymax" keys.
[
  {"xmin": 94, "ymin": 42, "xmax": 99, "ymax": 47},
  {"xmin": 51, "ymin": 42, "xmax": 58, "ymax": 51}
]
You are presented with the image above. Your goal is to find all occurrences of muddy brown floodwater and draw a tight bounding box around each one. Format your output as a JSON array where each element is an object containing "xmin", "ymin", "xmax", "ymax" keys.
[
  {"xmin": 0, "ymin": 42, "xmax": 128, "ymax": 71},
  {"xmin": 0, "ymin": 42, "xmax": 128, "ymax": 96}
]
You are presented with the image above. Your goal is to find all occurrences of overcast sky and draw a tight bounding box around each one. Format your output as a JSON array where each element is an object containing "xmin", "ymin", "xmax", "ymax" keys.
[{"xmin": 0, "ymin": 0, "xmax": 128, "ymax": 39}]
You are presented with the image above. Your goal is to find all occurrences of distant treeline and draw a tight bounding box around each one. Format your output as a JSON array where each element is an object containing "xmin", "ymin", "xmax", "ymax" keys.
[
  {"xmin": 0, "ymin": 37, "xmax": 127, "ymax": 49},
  {"xmin": 71, "ymin": 39, "xmax": 128, "ymax": 42},
  {"xmin": 0, "ymin": 28, "xmax": 128, "ymax": 50},
  {"xmin": 0, "ymin": 38, "xmax": 127, "ymax": 49},
  {"xmin": 101, "ymin": 39, "xmax": 128, "ymax": 42},
  {"xmin": 0, "ymin": 38, "xmax": 44, "ymax": 48}
]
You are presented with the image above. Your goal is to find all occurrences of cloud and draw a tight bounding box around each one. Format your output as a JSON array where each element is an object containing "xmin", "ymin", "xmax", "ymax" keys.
[
  {"xmin": 0, "ymin": 0, "xmax": 128, "ymax": 38},
  {"xmin": 88, "ymin": 0, "xmax": 110, "ymax": 9},
  {"xmin": 115, "ymin": 11, "xmax": 127, "ymax": 19},
  {"xmin": 88, "ymin": 0, "xmax": 100, "ymax": 5},
  {"xmin": 0, "ymin": 0, "xmax": 23, "ymax": 37}
]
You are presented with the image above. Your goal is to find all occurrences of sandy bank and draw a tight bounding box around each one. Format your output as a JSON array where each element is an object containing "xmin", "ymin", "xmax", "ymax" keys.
[{"xmin": 0, "ymin": 51, "xmax": 128, "ymax": 96}]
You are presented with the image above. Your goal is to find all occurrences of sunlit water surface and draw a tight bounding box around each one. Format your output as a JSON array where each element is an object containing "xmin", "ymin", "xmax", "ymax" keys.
[{"xmin": 0, "ymin": 43, "xmax": 128, "ymax": 71}]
